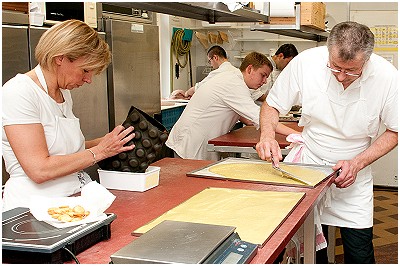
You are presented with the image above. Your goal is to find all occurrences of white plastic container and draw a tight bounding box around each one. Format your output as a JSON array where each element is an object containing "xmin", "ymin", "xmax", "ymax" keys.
[{"xmin": 98, "ymin": 166, "xmax": 160, "ymax": 192}]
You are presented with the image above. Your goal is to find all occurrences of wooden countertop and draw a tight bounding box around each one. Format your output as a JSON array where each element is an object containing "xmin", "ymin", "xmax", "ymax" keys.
[
  {"xmin": 68, "ymin": 157, "xmax": 334, "ymax": 264},
  {"xmin": 208, "ymin": 122, "xmax": 303, "ymax": 149}
]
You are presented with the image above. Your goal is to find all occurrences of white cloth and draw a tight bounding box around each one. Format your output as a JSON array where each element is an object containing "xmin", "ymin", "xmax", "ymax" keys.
[
  {"xmin": 250, "ymin": 55, "xmax": 280, "ymax": 103},
  {"xmin": 284, "ymin": 134, "xmax": 327, "ymax": 255},
  {"xmin": 267, "ymin": 46, "xmax": 398, "ymax": 228},
  {"xmin": 194, "ymin": 61, "xmax": 237, "ymax": 91},
  {"xmin": 166, "ymin": 68, "xmax": 260, "ymax": 160},
  {"xmin": 2, "ymin": 65, "xmax": 87, "ymax": 211}
]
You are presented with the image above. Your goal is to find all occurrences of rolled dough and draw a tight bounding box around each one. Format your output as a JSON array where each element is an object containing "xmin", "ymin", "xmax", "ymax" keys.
[{"xmin": 208, "ymin": 163, "xmax": 326, "ymax": 186}]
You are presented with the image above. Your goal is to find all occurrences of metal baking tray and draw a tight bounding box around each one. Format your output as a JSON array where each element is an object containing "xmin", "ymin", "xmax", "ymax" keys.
[{"xmin": 187, "ymin": 157, "xmax": 338, "ymax": 188}]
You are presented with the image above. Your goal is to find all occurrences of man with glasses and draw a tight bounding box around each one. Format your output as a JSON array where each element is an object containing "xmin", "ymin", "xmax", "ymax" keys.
[
  {"xmin": 255, "ymin": 21, "xmax": 397, "ymax": 263},
  {"xmin": 170, "ymin": 45, "xmax": 235, "ymax": 99},
  {"xmin": 185, "ymin": 45, "xmax": 236, "ymax": 99}
]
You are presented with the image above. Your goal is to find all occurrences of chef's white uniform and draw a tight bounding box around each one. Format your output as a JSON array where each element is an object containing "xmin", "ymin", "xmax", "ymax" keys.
[
  {"xmin": 250, "ymin": 55, "xmax": 280, "ymax": 104},
  {"xmin": 194, "ymin": 61, "xmax": 237, "ymax": 91},
  {"xmin": 166, "ymin": 68, "xmax": 260, "ymax": 161},
  {"xmin": 267, "ymin": 46, "xmax": 398, "ymax": 228},
  {"xmin": 2, "ymin": 65, "xmax": 89, "ymax": 211}
]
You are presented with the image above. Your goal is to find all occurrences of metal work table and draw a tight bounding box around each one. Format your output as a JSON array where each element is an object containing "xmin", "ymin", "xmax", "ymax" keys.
[
  {"xmin": 66, "ymin": 158, "xmax": 335, "ymax": 264},
  {"xmin": 207, "ymin": 122, "xmax": 303, "ymax": 156}
]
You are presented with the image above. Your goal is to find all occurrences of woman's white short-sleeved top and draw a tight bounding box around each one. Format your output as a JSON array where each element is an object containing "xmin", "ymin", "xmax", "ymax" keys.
[{"xmin": 2, "ymin": 72, "xmax": 85, "ymax": 211}]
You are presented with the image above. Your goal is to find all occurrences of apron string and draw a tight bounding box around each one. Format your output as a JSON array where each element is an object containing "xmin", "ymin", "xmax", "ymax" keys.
[{"xmin": 34, "ymin": 65, "xmax": 48, "ymax": 93}]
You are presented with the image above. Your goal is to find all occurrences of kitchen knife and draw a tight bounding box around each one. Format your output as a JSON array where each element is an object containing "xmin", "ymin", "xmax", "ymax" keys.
[{"xmin": 271, "ymin": 157, "xmax": 313, "ymax": 186}]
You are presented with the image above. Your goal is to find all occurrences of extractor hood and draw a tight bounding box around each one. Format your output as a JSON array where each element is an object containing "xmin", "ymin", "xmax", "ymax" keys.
[{"xmin": 102, "ymin": 2, "xmax": 270, "ymax": 23}]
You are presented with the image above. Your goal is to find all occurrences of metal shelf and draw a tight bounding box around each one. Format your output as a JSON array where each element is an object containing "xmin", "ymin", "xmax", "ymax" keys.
[
  {"xmin": 251, "ymin": 24, "xmax": 328, "ymax": 42},
  {"xmin": 102, "ymin": 2, "xmax": 328, "ymax": 42},
  {"xmin": 251, "ymin": 4, "xmax": 328, "ymax": 42},
  {"xmin": 233, "ymin": 38, "xmax": 316, "ymax": 42},
  {"xmin": 103, "ymin": 2, "xmax": 269, "ymax": 23}
]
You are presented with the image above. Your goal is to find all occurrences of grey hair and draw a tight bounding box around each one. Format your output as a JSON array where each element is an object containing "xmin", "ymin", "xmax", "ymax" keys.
[{"xmin": 327, "ymin": 21, "xmax": 375, "ymax": 61}]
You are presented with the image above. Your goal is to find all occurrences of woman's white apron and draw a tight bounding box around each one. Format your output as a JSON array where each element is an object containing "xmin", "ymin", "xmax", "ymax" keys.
[{"xmin": 3, "ymin": 65, "xmax": 89, "ymax": 210}]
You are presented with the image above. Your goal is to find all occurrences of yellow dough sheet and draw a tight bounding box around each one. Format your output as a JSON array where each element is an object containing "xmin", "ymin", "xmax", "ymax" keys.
[
  {"xmin": 189, "ymin": 158, "xmax": 331, "ymax": 187},
  {"xmin": 133, "ymin": 187, "xmax": 305, "ymax": 246}
]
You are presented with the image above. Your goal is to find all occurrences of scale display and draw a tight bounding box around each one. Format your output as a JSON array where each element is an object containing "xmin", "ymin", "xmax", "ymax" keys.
[{"xmin": 204, "ymin": 232, "xmax": 258, "ymax": 264}]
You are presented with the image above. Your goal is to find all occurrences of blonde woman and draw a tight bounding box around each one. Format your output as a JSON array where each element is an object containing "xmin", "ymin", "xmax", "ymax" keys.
[{"xmin": 2, "ymin": 20, "xmax": 135, "ymax": 211}]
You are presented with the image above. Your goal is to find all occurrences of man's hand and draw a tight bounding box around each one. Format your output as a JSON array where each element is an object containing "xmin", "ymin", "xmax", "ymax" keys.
[
  {"xmin": 256, "ymin": 101, "xmax": 282, "ymax": 164},
  {"xmin": 169, "ymin": 90, "xmax": 187, "ymax": 100},
  {"xmin": 255, "ymin": 137, "xmax": 282, "ymax": 166},
  {"xmin": 332, "ymin": 160, "xmax": 362, "ymax": 188}
]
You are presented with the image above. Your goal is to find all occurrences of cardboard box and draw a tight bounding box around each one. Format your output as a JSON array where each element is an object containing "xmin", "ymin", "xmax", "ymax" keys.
[
  {"xmin": 300, "ymin": 2, "xmax": 326, "ymax": 30},
  {"xmin": 268, "ymin": 2, "xmax": 326, "ymax": 31},
  {"xmin": 98, "ymin": 166, "xmax": 160, "ymax": 192}
]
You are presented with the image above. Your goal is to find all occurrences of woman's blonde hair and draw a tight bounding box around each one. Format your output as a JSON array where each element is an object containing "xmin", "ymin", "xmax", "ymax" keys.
[{"xmin": 35, "ymin": 19, "xmax": 111, "ymax": 74}]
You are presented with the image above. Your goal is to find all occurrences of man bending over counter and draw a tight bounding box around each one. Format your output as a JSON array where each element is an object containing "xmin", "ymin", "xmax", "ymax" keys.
[{"xmin": 166, "ymin": 51, "xmax": 300, "ymax": 161}]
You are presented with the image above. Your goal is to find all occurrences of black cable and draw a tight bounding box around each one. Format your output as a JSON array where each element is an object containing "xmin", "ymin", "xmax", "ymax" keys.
[
  {"xmin": 170, "ymin": 28, "xmax": 192, "ymax": 91},
  {"xmin": 63, "ymin": 246, "xmax": 80, "ymax": 264},
  {"xmin": 171, "ymin": 28, "xmax": 191, "ymax": 68}
]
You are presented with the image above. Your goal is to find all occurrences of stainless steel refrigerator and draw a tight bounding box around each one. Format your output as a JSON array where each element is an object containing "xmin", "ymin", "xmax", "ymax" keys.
[{"xmin": 102, "ymin": 18, "xmax": 161, "ymax": 130}]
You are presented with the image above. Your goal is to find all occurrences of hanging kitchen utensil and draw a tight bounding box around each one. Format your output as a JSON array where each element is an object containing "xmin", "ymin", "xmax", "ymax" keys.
[
  {"xmin": 216, "ymin": 32, "xmax": 223, "ymax": 44},
  {"xmin": 208, "ymin": 31, "xmax": 218, "ymax": 44},
  {"xmin": 98, "ymin": 106, "xmax": 168, "ymax": 173},
  {"xmin": 218, "ymin": 30, "xmax": 229, "ymax": 43},
  {"xmin": 195, "ymin": 31, "xmax": 209, "ymax": 49}
]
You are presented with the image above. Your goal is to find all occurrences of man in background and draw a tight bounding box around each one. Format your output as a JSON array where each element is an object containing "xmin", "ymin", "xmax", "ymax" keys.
[
  {"xmin": 167, "ymin": 51, "xmax": 299, "ymax": 161},
  {"xmin": 251, "ymin": 43, "xmax": 298, "ymax": 105},
  {"xmin": 169, "ymin": 45, "xmax": 235, "ymax": 99}
]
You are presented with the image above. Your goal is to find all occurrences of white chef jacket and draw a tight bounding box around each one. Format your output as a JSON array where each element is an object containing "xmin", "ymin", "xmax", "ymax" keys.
[
  {"xmin": 2, "ymin": 66, "xmax": 87, "ymax": 211},
  {"xmin": 267, "ymin": 46, "xmax": 398, "ymax": 228},
  {"xmin": 250, "ymin": 55, "xmax": 280, "ymax": 103},
  {"xmin": 166, "ymin": 68, "xmax": 260, "ymax": 161},
  {"xmin": 194, "ymin": 61, "xmax": 237, "ymax": 91}
]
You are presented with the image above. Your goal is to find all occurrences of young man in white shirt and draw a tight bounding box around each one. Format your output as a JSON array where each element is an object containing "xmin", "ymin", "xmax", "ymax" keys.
[{"xmin": 166, "ymin": 51, "xmax": 299, "ymax": 160}]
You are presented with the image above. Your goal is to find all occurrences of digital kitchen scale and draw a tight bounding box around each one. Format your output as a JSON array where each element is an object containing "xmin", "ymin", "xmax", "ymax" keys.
[
  {"xmin": 2, "ymin": 207, "xmax": 116, "ymax": 264},
  {"xmin": 110, "ymin": 220, "xmax": 258, "ymax": 264}
]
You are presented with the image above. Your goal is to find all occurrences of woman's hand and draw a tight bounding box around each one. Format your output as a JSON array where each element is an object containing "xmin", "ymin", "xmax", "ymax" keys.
[{"xmin": 93, "ymin": 125, "xmax": 135, "ymax": 161}]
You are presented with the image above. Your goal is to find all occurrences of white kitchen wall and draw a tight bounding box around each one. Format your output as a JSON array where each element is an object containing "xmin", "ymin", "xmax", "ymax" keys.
[
  {"xmin": 158, "ymin": 14, "xmax": 198, "ymax": 98},
  {"xmin": 189, "ymin": 23, "xmax": 320, "ymax": 86}
]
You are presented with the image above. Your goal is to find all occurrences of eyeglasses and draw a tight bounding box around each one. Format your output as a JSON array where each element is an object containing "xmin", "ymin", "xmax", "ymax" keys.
[
  {"xmin": 207, "ymin": 57, "xmax": 213, "ymax": 65},
  {"xmin": 326, "ymin": 62, "xmax": 364, "ymax": 77}
]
